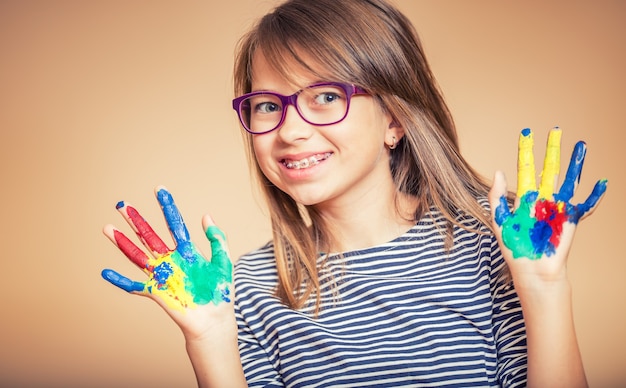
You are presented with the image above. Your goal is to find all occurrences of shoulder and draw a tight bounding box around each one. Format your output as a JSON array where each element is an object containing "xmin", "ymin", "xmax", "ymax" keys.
[
  {"xmin": 456, "ymin": 195, "xmax": 492, "ymax": 230},
  {"xmin": 235, "ymin": 240, "xmax": 275, "ymax": 271},
  {"xmin": 234, "ymin": 240, "xmax": 278, "ymax": 292},
  {"xmin": 419, "ymin": 195, "xmax": 493, "ymax": 237}
]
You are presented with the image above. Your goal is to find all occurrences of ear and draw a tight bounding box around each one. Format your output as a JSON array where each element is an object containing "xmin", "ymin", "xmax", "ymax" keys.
[{"xmin": 384, "ymin": 114, "xmax": 405, "ymax": 149}]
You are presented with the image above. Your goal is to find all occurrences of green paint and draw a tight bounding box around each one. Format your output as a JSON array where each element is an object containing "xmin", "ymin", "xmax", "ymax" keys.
[
  {"xmin": 501, "ymin": 191, "xmax": 542, "ymax": 260},
  {"xmin": 170, "ymin": 235, "xmax": 232, "ymax": 305}
]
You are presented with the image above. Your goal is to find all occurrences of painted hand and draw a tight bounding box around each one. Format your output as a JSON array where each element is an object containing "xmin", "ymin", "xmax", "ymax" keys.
[
  {"xmin": 101, "ymin": 187, "xmax": 232, "ymax": 312},
  {"xmin": 490, "ymin": 128, "xmax": 607, "ymax": 261}
]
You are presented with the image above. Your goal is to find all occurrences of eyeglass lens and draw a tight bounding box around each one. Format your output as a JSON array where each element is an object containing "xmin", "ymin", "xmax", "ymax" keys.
[{"xmin": 240, "ymin": 84, "xmax": 350, "ymax": 133}]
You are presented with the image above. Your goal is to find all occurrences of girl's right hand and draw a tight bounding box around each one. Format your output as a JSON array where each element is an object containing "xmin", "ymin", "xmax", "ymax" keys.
[{"xmin": 101, "ymin": 186, "xmax": 235, "ymax": 341}]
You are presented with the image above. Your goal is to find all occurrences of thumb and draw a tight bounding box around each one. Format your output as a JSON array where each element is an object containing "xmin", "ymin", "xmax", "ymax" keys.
[
  {"xmin": 202, "ymin": 214, "xmax": 232, "ymax": 261},
  {"xmin": 488, "ymin": 170, "xmax": 508, "ymax": 209},
  {"xmin": 489, "ymin": 171, "xmax": 513, "ymax": 227}
]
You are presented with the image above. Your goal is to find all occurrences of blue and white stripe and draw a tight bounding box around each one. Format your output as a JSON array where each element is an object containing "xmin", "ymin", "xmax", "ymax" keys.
[{"xmin": 235, "ymin": 206, "xmax": 527, "ymax": 387}]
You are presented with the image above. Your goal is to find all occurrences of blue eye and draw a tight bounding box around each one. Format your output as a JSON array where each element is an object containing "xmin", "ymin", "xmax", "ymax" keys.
[
  {"xmin": 255, "ymin": 101, "xmax": 282, "ymax": 113},
  {"xmin": 313, "ymin": 92, "xmax": 341, "ymax": 105}
]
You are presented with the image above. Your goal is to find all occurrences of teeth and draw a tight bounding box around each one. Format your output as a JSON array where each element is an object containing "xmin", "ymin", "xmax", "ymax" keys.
[{"xmin": 284, "ymin": 153, "xmax": 332, "ymax": 170}]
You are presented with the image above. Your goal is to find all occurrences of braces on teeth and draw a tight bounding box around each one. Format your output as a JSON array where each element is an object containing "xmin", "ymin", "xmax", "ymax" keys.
[{"xmin": 285, "ymin": 153, "xmax": 332, "ymax": 169}]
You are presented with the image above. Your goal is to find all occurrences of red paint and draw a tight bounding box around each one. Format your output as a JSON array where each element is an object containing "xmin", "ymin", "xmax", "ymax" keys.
[
  {"xmin": 127, "ymin": 206, "xmax": 170, "ymax": 255},
  {"xmin": 113, "ymin": 229, "xmax": 152, "ymax": 270},
  {"xmin": 534, "ymin": 200, "xmax": 567, "ymax": 248}
]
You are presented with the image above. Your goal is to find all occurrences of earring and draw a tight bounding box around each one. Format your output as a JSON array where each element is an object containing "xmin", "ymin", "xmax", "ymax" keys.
[{"xmin": 388, "ymin": 136, "xmax": 397, "ymax": 150}]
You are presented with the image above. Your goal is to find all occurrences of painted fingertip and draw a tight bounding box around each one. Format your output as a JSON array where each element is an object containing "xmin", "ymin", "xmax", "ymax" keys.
[
  {"xmin": 538, "ymin": 129, "xmax": 562, "ymax": 200},
  {"xmin": 101, "ymin": 269, "xmax": 145, "ymax": 293},
  {"xmin": 156, "ymin": 188, "xmax": 177, "ymax": 208},
  {"xmin": 115, "ymin": 201, "xmax": 125, "ymax": 210},
  {"xmin": 547, "ymin": 127, "xmax": 562, "ymax": 142},
  {"xmin": 568, "ymin": 141, "xmax": 587, "ymax": 178},
  {"xmin": 578, "ymin": 178, "xmax": 609, "ymax": 217},
  {"xmin": 154, "ymin": 185, "xmax": 170, "ymax": 199},
  {"xmin": 155, "ymin": 186, "xmax": 192, "ymax": 249},
  {"xmin": 595, "ymin": 178, "xmax": 609, "ymax": 200},
  {"xmin": 573, "ymin": 140, "xmax": 587, "ymax": 159},
  {"xmin": 517, "ymin": 128, "xmax": 537, "ymax": 197}
]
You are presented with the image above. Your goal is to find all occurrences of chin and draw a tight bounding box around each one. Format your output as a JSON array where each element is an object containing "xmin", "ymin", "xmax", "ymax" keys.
[{"xmin": 284, "ymin": 191, "xmax": 326, "ymax": 207}]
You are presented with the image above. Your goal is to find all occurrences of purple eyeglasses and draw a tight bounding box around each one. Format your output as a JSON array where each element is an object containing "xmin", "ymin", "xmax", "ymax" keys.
[{"xmin": 232, "ymin": 82, "xmax": 368, "ymax": 134}]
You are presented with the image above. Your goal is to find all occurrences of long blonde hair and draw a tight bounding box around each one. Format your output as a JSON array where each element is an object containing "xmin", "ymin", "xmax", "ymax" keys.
[{"xmin": 234, "ymin": 0, "xmax": 495, "ymax": 311}]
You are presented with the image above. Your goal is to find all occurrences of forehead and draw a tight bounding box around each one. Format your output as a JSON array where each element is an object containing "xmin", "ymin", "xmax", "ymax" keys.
[{"xmin": 250, "ymin": 49, "xmax": 332, "ymax": 92}]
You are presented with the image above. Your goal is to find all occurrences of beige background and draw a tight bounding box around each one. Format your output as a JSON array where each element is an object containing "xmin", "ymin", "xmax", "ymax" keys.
[{"xmin": 1, "ymin": 1, "xmax": 624, "ymax": 386}]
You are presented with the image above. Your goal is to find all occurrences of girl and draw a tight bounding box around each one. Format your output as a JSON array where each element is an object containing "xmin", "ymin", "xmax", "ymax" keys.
[{"xmin": 102, "ymin": 0, "xmax": 606, "ymax": 386}]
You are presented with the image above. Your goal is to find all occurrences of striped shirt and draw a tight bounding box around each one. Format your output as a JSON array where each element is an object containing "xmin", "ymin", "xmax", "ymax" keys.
[{"xmin": 235, "ymin": 207, "xmax": 527, "ymax": 387}]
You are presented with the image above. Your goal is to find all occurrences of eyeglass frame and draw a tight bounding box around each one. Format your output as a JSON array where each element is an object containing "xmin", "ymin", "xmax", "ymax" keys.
[{"xmin": 232, "ymin": 82, "xmax": 368, "ymax": 135}]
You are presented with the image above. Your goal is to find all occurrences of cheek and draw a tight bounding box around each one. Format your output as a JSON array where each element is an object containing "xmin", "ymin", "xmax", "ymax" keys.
[
  {"xmin": 252, "ymin": 137, "xmax": 269, "ymax": 159},
  {"xmin": 251, "ymin": 137, "xmax": 275, "ymax": 173},
  {"xmin": 345, "ymin": 101, "xmax": 389, "ymax": 140}
]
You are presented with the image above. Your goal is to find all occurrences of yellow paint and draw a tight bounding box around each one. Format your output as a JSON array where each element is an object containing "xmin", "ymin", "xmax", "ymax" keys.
[
  {"xmin": 517, "ymin": 130, "xmax": 536, "ymax": 197},
  {"xmin": 538, "ymin": 128, "xmax": 561, "ymax": 199},
  {"xmin": 146, "ymin": 255, "xmax": 196, "ymax": 311}
]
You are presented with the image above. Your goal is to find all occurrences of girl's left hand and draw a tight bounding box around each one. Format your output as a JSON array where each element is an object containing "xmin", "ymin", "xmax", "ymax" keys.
[{"xmin": 488, "ymin": 128, "xmax": 608, "ymax": 285}]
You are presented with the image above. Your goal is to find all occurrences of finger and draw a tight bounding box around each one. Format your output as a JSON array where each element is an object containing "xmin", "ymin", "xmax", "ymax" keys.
[
  {"xmin": 115, "ymin": 201, "xmax": 170, "ymax": 257},
  {"xmin": 489, "ymin": 171, "xmax": 511, "ymax": 227},
  {"xmin": 517, "ymin": 128, "xmax": 537, "ymax": 197},
  {"xmin": 155, "ymin": 186, "xmax": 191, "ymax": 245},
  {"xmin": 101, "ymin": 269, "xmax": 146, "ymax": 293},
  {"xmin": 538, "ymin": 127, "xmax": 561, "ymax": 200},
  {"xmin": 572, "ymin": 179, "xmax": 609, "ymax": 223},
  {"xmin": 103, "ymin": 224, "xmax": 153, "ymax": 271},
  {"xmin": 202, "ymin": 214, "xmax": 232, "ymax": 265},
  {"xmin": 554, "ymin": 141, "xmax": 586, "ymax": 203}
]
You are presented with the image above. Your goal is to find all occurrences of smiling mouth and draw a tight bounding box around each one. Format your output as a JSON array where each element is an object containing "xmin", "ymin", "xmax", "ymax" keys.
[{"xmin": 281, "ymin": 152, "xmax": 333, "ymax": 170}]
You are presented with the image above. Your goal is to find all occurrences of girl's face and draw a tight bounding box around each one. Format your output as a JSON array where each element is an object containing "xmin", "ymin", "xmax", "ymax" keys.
[{"xmin": 250, "ymin": 51, "xmax": 403, "ymax": 211}]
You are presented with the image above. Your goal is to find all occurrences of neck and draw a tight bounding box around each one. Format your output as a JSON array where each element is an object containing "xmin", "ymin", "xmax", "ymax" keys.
[{"xmin": 315, "ymin": 189, "xmax": 417, "ymax": 253}]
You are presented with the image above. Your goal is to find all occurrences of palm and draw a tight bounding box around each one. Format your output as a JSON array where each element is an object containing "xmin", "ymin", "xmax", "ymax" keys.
[
  {"xmin": 102, "ymin": 187, "xmax": 234, "ymax": 336},
  {"xmin": 489, "ymin": 128, "xmax": 607, "ymax": 281}
]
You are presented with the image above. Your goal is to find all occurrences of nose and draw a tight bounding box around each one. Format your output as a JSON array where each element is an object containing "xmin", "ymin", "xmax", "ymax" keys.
[{"xmin": 275, "ymin": 104, "xmax": 314, "ymax": 143}]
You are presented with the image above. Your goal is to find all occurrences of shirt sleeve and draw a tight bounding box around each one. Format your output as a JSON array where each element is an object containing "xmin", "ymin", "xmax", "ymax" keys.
[{"xmin": 490, "ymin": 236, "xmax": 528, "ymax": 387}]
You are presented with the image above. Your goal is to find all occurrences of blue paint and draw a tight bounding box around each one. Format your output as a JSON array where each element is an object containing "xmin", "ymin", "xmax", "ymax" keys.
[
  {"xmin": 552, "ymin": 140, "xmax": 608, "ymax": 224},
  {"xmin": 494, "ymin": 196, "xmax": 510, "ymax": 226},
  {"xmin": 529, "ymin": 220, "xmax": 555, "ymax": 256},
  {"xmin": 219, "ymin": 287, "xmax": 232, "ymax": 303},
  {"xmin": 495, "ymin": 132, "xmax": 608, "ymax": 260},
  {"xmin": 525, "ymin": 190, "xmax": 538, "ymax": 203},
  {"xmin": 101, "ymin": 269, "xmax": 145, "ymax": 293},
  {"xmin": 156, "ymin": 188, "xmax": 194, "ymax": 260},
  {"xmin": 177, "ymin": 242, "xmax": 197, "ymax": 263},
  {"xmin": 116, "ymin": 201, "xmax": 125, "ymax": 209},
  {"xmin": 554, "ymin": 141, "xmax": 586, "ymax": 203},
  {"xmin": 567, "ymin": 179, "xmax": 608, "ymax": 223},
  {"xmin": 581, "ymin": 179, "xmax": 608, "ymax": 212},
  {"xmin": 153, "ymin": 261, "xmax": 174, "ymax": 285}
]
